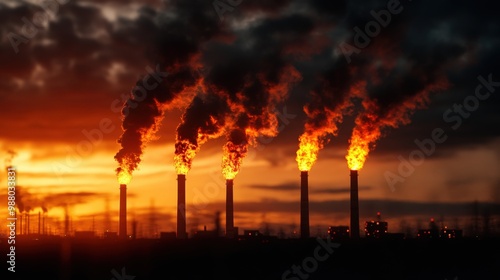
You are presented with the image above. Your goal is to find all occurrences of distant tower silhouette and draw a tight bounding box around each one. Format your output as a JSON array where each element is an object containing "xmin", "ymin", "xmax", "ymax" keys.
[
  {"xmin": 483, "ymin": 208, "xmax": 491, "ymax": 238},
  {"xmin": 149, "ymin": 199, "xmax": 158, "ymax": 238},
  {"xmin": 472, "ymin": 200, "xmax": 480, "ymax": 237},
  {"xmin": 132, "ymin": 219, "xmax": 137, "ymax": 240},
  {"xmin": 64, "ymin": 204, "xmax": 69, "ymax": 236},
  {"xmin": 38, "ymin": 211, "xmax": 41, "ymax": 236},
  {"xmin": 104, "ymin": 197, "xmax": 111, "ymax": 232},
  {"xmin": 429, "ymin": 217, "xmax": 438, "ymax": 230},
  {"xmin": 215, "ymin": 211, "xmax": 221, "ymax": 237},
  {"xmin": 19, "ymin": 212, "xmax": 23, "ymax": 236},
  {"xmin": 27, "ymin": 211, "xmax": 30, "ymax": 235}
]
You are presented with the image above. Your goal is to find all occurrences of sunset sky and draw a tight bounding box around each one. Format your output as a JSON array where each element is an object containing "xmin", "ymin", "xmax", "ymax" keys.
[{"xmin": 1, "ymin": 0, "xmax": 499, "ymax": 238}]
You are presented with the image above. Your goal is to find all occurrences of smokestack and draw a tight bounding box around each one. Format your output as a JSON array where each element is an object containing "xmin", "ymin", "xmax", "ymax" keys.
[
  {"xmin": 177, "ymin": 174, "xmax": 187, "ymax": 239},
  {"xmin": 19, "ymin": 214, "xmax": 23, "ymax": 236},
  {"xmin": 300, "ymin": 171, "xmax": 310, "ymax": 239},
  {"xmin": 119, "ymin": 184, "xmax": 127, "ymax": 239},
  {"xmin": 226, "ymin": 179, "xmax": 234, "ymax": 238},
  {"xmin": 350, "ymin": 170, "xmax": 360, "ymax": 239},
  {"xmin": 38, "ymin": 211, "xmax": 41, "ymax": 236},
  {"xmin": 64, "ymin": 206, "xmax": 69, "ymax": 237}
]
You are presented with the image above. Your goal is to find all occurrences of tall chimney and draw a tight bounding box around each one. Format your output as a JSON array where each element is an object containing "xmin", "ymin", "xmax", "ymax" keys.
[
  {"xmin": 19, "ymin": 213, "xmax": 23, "ymax": 236},
  {"xmin": 119, "ymin": 184, "xmax": 127, "ymax": 239},
  {"xmin": 38, "ymin": 211, "xmax": 41, "ymax": 236},
  {"xmin": 350, "ymin": 170, "xmax": 360, "ymax": 239},
  {"xmin": 64, "ymin": 205, "xmax": 69, "ymax": 237},
  {"xmin": 177, "ymin": 174, "xmax": 187, "ymax": 239},
  {"xmin": 226, "ymin": 179, "xmax": 234, "ymax": 238},
  {"xmin": 300, "ymin": 171, "xmax": 310, "ymax": 239}
]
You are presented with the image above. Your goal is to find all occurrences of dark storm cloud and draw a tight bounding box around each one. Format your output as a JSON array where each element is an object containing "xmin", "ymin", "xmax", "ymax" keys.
[
  {"xmin": 0, "ymin": 0, "xmax": 498, "ymax": 155},
  {"xmin": 114, "ymin": 0, "xmax": 225, "ymax": 176}
]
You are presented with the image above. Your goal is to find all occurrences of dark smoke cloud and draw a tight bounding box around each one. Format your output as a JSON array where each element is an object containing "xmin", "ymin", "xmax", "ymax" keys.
[
  {"xmin": 115, "ymin": 0, "xmax": 224, "ymax": 177},
  {"xmin": 201, "ymin": 14, "xmax": 314, "ymax": 152},
  {"xmin": 0, "ymin": 0, "xmax": 499, "ymax": 163}
]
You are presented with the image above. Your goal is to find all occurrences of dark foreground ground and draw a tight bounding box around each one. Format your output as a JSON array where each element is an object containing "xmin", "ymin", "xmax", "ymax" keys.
[{"xmin": 2, "ymin": 236, "xmax": 500, "ymax": 280}]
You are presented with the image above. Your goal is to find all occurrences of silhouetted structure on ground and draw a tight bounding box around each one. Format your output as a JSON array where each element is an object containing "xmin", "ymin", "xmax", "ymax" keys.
[
  {"xmin": 365, "ymin": 212, "xmax": 388, "ymax": 238},
  {"xmin": 328, "ymin": 226, "xmax": 350, "ymax": 241}
]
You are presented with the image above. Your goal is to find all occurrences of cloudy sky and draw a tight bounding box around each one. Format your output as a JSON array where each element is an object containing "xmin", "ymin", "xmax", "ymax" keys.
[{"xmin": 1, "ymin": 0, "xmax": 499, "ymax": 237}]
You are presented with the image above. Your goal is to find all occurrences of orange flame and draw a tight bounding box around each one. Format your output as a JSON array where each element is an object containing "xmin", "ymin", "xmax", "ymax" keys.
[
  {"xmin": 174, "ymin": 130, "xmax": 223, "ymax": 175},
  {"xmin": 345, "ymin": 80, "xmax": 442, "ymax": 171},
  {"xmin": 117, "ymin": 168, "xmax": 132, "ymax": 185},
  {"xmin": 346, "ymin": 107, "xmax": 382, "ymax": 171},
  {"xmin": 174, "ymin": 140, "xmax": 199, "ymax": 175},
  {"xmin": 222, "ymin": 141, "xmax": 247, "ymax": 180},
  {"xmin": 296, "ymin": 132, "xmax": 322, "ymax": 171},
  {"xmin": 116, "ymin": 156, "xmax": 135, "ymax": 184},
  {"xmin": 346, "ymin": 132, "xmax": 373, "ymax": 171}
]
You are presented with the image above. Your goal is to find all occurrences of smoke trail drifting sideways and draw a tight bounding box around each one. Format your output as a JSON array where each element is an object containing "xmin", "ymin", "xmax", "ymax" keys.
[
  {"xmin": 346, "ymin": 62, "xmax": 453, "ymax": 171},
  {"xmin": 114, "ymin": 0, "xmax": 223, "ymax": 183},
  {"xmin": 296, "ymin": 59, "xmax": 366, "ymax": 172},
  {"xmin": 174, "ymin": 93, "xmax": 229, "ymax": 175}
]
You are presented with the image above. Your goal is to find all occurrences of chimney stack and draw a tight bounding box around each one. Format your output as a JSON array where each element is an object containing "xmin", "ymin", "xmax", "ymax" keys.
[
  {"xmin": 64, "ymin": 205, "xmax": 69, "ymax": 237},
  {"xmin": 177, "ymin": 174, "xmax": 187, "ymax": 239},
  {"xmin": 119, "ymin": 184, "xmax": 127, "ymax": 239},
  {"xmin": 300, "ymin": 171, "xmax": 310, "ymax": 239},
  {"xmin": 350, "ymin": 170, "xmax": 360, "ymax": 239},
  {"xmin": 226, "ymin": 179, "xmax": 234, "ymax": 238}
]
